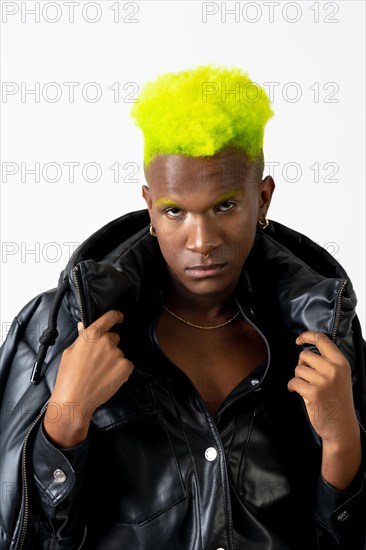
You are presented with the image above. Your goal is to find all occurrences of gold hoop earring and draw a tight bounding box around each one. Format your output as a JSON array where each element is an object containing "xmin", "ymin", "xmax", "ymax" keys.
[
  {"xmin": 258, "ymin": 216, "xmax": 269, "ymax": 230},
  {"xmin": 149, "ymin": 223, "xmax": 157, "ymax": 237}
]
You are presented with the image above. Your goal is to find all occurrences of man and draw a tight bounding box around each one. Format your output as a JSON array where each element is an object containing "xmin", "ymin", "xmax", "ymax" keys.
[{"xmin": 0, "ymin": 65, "xmax": 365, "ymax": 549}]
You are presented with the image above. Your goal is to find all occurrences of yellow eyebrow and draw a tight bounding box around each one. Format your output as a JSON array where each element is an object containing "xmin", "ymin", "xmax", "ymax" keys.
[
  {"xmin": 154, "ymin": 197, "xmax": 181, "ymax": 208},
  {"xmin": 213, "ymin": 188, "xmax": 242, "ymax": 206},
  {"xmin": 154, "ymin": 189, "xmax": 243, "ymax": 209}
]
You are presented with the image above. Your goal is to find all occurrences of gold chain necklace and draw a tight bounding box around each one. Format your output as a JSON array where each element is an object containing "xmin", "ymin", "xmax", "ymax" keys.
[{"xmin": 163, "ymin": 305, "xmax": 240, "ymax": 330}]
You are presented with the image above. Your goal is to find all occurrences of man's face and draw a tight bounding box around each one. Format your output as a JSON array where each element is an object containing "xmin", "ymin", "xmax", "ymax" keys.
[{"xmin": 143, "ymin": 149, "xmax": 274, "ymax": 299}]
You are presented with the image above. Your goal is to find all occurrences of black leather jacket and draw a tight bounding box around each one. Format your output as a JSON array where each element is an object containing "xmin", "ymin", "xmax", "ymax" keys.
[{"xmin": 0, "ymin": 210, "xmax": 365, "ymax": 550}]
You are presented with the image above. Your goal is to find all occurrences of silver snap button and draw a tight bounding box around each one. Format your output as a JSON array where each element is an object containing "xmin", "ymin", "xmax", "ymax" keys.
[
  {"xmin": 251, "ymin": 378, "xmax": 259, "ymax": 386},
  {"xmin": 216, "ymin": 547, "xmax": 225, "ymax": 550},
  {"xmin": 53, "ymin": 469, "xmax": 66, "ymax": 483},
  {"xmin": 337, "ymin": 510, "xmax": 350, "ymax": 522},
  {"xmin": 205, "ymin": 447, "xmax": 217, "ymax": 461}
]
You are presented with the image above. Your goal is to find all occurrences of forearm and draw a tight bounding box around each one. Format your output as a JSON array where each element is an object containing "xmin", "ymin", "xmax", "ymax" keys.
[
  {"xmin": 314, "ymin": 423, "xmax": 366, "ymax": 549},
  {"xmin": 321, "ymin": 420, "xmax": 362, "ymax": 490}
]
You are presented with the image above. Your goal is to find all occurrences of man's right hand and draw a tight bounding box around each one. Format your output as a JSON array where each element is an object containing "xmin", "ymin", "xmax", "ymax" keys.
[{"xmin": 43, "ymin": 310, "xmax": 134, "ymax": 448}]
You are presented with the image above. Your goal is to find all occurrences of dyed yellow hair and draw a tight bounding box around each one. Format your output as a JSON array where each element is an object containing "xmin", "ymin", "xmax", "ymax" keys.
[{"xmin": 130, "ymin": 65, "xmax": 274, "ymax": 167}]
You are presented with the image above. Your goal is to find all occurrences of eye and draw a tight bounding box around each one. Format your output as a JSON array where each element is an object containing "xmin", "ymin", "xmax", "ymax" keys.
[
  {"xmin": 216, "ymin": 201, "xmax": 236, "ymax": 212},
  {"xmin": 165, "ymin": 207, "xmax": 183, "ymax": 218}
]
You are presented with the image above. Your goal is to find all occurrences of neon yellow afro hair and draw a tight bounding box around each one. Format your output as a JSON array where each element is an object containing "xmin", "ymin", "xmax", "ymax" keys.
[{"xmin": 130, "ymin": 64, "xmax": 274, "ymax": 167}]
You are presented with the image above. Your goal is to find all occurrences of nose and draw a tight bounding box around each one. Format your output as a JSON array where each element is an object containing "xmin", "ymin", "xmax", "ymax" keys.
[{"xmin": 185, "ymin": 216, "xmax": 222, "ymax": 257}]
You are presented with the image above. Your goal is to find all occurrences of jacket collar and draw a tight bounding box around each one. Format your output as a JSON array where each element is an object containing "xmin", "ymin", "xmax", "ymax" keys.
[{"xmin": 61, "ymin": 209, "xmax": 356, "ymax": 347}]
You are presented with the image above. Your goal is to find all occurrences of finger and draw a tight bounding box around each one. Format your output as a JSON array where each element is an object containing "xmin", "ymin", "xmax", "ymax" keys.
[
  {"xmin": 287, "ymin": 377, "xmax": 314, "ymax": 401},
  {"xmin": 296, "ymin": 331, "xmax": 339, "ymax": 360},
  {"xmin": 298, "ymin": 349, "xmax": 329, "ymax": 371},
  {"xmin": 109, "ymin": 331, "xmax": 121, "ymax": 347},
  {"xmin": 122, "ymin": 359, "xmax": 134, "ymax": 380},
  {"xmin": 294, "ymin": 364, "xmax": 323, "ymax": 385},
  {"xmin": 90, "ymin": 310, "xmax": 124, "ymax": 336},
  {"xmin": 113, "ymin": 359, "xmax": 134, "ymax": 387}
]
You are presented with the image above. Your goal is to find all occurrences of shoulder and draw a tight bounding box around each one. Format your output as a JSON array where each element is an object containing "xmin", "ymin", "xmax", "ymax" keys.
[{"xmin": 0, "ymin": 287, "xmax": 77, "ymax": 416}]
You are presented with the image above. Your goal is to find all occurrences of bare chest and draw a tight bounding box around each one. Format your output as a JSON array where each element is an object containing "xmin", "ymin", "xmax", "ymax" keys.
[{"xmin": 156, "ymin": 316, "xmax": 267, "ymax": 415}]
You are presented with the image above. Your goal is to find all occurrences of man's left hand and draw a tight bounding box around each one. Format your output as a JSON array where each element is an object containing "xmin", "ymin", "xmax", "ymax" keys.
[{"xmin": 287, "ymin": 331, "xmax": 359, "ymax": 444}]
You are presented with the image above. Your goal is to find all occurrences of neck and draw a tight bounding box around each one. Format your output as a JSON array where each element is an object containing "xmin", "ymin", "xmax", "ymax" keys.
[{"xmin": 163, "ymin": 279, "xmax": 239, "ymax": 324}]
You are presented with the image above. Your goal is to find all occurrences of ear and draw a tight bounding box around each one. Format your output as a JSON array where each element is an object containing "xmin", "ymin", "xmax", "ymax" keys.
[
  {"xmin": 258, "ymin": 175, "xmax": 275, "ymax": 215},
  {"xmin": 142, "ymin": 185, "xmax": 153, "ymax": 217}
]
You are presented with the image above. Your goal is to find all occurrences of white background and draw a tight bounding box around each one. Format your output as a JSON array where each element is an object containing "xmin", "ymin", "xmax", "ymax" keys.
[{"xmin": 1, "ymin": 0, "xmax": 365, "ymax": 344}]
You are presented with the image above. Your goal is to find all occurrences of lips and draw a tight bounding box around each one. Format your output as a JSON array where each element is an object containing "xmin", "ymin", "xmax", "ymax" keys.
[{"xmin": 186, "ymin": 263, "xmax": 226, "ymax": 278}]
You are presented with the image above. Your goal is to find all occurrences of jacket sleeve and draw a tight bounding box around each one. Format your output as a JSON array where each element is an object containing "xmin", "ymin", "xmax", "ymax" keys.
[
  {"xmin": 0, "ymin": 289, "xmax": 79, "ymax": 550},
  {"xmin": 29, "ymin": 420, "xmax": 90, "ymax": 549},
  {"xmin": 313, "ymin": 313, "xmax": 366, "ymax": 549},
  {"xmin": 313, "ymin": 436, "xmax": 366, "ymax": 549}
]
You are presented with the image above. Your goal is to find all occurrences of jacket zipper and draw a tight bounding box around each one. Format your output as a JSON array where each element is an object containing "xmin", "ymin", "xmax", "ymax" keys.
[
  {"xmin": 331, "ymin": 279, "xmax": 348, "ymax": 341},
  {"xmin": 17, "ymin": 405, "xmax": 48, "ymax": 550},
  {"xmin": 73, "ymin": 265, "xmax": 88, "ymax": 327}
]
